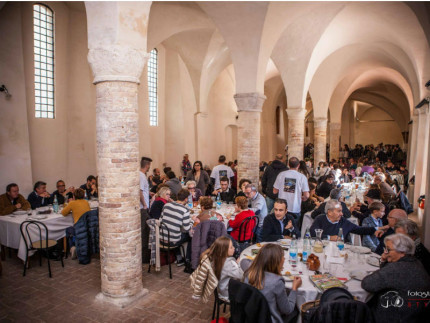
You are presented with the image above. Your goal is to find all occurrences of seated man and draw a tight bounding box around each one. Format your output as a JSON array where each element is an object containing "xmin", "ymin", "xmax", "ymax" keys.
[
  {"xmin": 311, "ymin": 188, "xmax": 351, "ymax": 219},
  {"xmin": 212, "ymin": 176, "xmax": 236, "ymax": 203},
  {"xmin": 262, "ymin": 198, "xmax": 299, "ymax": 242},
  {"xmin": 374, "ymin": 208, "xmax": 407, "ymax": 255},
  {"xmin": 50, "ymin": 180, "xmax": 74, "ymax": 205},
  {"xmin": 245, "ymin": 184, "xmax": 268, "ymax": 242},
  {"xmin": 374, "ymin": 174, "xmax": 396, "ymax": 202},
  {"xmin": 316, "ymin": 174, "xmax": 335, "ymax": 199},
  {"xmin": 27, "ymin": 181, "xmax": 51, "ymax": 209},
  {"xmin": 0, "ymin": 183, "xmax": 31, "ymax": 215},
  {"xmin": 160, "ymin": 188, "xmax": 192, "ymax": 266},
  {"xmin": 80, "ymin": 175, "xmax": 98, "ymax": 199},
  {"xmin": 310, "ymin": 199, "xmax": 385, "ymax": 242},
  {"xmin": 165, "ymin": 171, "xmax": 182, "ymax": 199},
  {"xmin": 350, "ymin": 188, "xmax": 385, "ymax": 225},
  {"xmin": 394, "ymin": 219, "xmax": 430, "ymax": 275}
]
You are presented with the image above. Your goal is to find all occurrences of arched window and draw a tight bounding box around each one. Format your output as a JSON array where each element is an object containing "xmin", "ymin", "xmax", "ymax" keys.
[
  {"xmin": 276, "ymin": 106, "xmax": 281, "ymax": 134},
  {"xmin": 33, "ymin": 4, "xmax": 55, "ymax": 119},
  {"xmin": 148, "ymin": 49, "xmax": 158, "ymax": 126}
]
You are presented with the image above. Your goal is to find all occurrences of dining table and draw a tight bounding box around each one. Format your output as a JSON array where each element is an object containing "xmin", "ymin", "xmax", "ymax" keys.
[{"xmin": 240, "ymin": 240, "xmax": 380, "ymax": 322}]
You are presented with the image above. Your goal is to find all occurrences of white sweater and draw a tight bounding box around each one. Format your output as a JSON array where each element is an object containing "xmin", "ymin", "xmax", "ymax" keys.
[{"xmin": 218, "ymin": 257, "xmax": 244, "ymax": 300}]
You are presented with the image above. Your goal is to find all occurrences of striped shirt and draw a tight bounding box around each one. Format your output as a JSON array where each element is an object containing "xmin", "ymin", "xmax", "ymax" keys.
[{"xmin": 160, "ymin": 201, "xmax": 192, "ymax": 244}]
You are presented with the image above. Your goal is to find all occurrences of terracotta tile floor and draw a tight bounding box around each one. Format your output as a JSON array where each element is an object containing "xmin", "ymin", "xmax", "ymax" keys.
[{"xmin": 0, "ymin": 251, "xmax": 222, "ymax": 322}]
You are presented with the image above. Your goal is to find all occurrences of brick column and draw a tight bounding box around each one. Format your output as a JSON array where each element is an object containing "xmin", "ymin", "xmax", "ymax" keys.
[
  {"xmin": 88, "ymin": 46, "xmax": 148, "ymax": 307},
  {"xmin": 286, "ymin": 108, "xmax": 306, "ymax": 160},
  {"xmin": 329, "ymin": 122, "xmax": 341, "ymax": 161},
  {"xmin": 234, "ymin": 93, "xmax": 266, "ymax": 186},
  {"xmin": 314, "ymin": 118, "xmax": 327, "ymax": 163}
]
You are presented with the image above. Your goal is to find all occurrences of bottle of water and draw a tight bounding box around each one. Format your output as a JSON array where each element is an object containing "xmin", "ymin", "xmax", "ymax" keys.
[
  {"xmin": 289, "ymin": 235, "xmax": 297, "ymax": 265},
  {"xmin": 303, "ymin": 237, "xmax": 311, "ymax": 262},
  {"xmin": 337, "ymin": 228, "xmax": 344, "ymax": 251},
  {"xmin": 304, "ymin": 227, "xmax": 311, "ymax": 239},
  {"xmin": 187, "ymin": 195, "xmax": 193, "ymax": 209},
  {"xmin": 181, "ymin": 177, "xmax": 185, "ymax": 186},
  {"xmin": 84, "ymin": 190, "xmax": 88, "ymax": 200},
  {"xmin": 53, "ymin": 195, "xmax": 59, "ymax": 213},
  {"xmin": 216, "ymin": 193, "xmax": 221, "ymax": 210}
]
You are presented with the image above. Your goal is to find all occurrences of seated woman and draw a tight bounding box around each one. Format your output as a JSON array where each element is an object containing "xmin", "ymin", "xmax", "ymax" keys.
[
  {"xmin": 362, "ymin": 234, "xmax": 430, "ymax": 323},
  {"xmin": 195, "ymin": 196, "xmax": 221, "ymax": 224},
  {"xmin": 362, "ymin": 202, "xmax": 385, "ymax": 252},
  {"xmin": 200, "ymin": 236, "xmax": 243, "ymax": 301},
  {"xmin": 236, "ymin": 178, "xmax": 251, "ymax": 198},
  {"xmin": 241, "ymin": 243, "xmax": 302, "ymax": 323},
  {"xmin": 149, "ymin": 186, "xmax": 171, "ymax": 219},
  {"xmin": 186, "ymin": 180, "xmax": 203, "ymax": 202},
  {"xmin": 227, "ymin": 196, "xmax": 255, "ymax": 241}
]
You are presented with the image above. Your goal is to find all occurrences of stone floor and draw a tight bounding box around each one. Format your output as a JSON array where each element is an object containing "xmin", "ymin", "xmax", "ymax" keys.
[{"xmin": 0, "ymin": 252, "xmax": 221, "ymax": 323}]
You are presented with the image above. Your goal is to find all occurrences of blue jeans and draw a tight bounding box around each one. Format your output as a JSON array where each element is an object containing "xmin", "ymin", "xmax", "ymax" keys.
[{"xmin": 265, "ymin": 196, "xmax": 275, "ymax": 214}]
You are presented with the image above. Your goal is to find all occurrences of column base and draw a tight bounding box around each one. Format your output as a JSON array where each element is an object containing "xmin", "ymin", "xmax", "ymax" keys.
[{"xmin": 95, "ymin": 288, "xmax": 148, "ymax": 308}]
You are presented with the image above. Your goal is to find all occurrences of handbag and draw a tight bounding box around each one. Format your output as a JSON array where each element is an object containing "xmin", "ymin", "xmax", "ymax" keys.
[{"xmin": 300, "ymin": 299, "xmax": 320, "ymax": 323}]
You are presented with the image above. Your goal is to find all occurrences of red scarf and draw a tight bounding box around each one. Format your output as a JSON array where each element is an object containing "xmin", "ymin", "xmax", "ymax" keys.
[{"xmin": 155, "ymin": 197, "xmax": 168, "ymax": 204}]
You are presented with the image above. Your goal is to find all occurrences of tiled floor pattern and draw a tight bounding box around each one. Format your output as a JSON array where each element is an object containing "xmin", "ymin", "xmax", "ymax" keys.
[{"xmin": 0, "ymin": 252, "xmax": 221, "ymax": 323}]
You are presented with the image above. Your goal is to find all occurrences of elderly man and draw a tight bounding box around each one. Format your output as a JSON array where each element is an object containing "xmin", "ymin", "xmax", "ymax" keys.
[
  {"xmin": 27, "ymin": 181, "xmax": 51, "ymax": 209},
  {"xmin": 0, "ymin": 183, "xmax": 31, "ymax": 215},
  {"xmin": 374, "ymin": 208, "xmax": 407, "ymax": 255},
  {"xmin": 212, "ymin": 176, "xmax": 236, "ymax": 203},
  {"xmin": 244, "ymin": 184, "xmax": 268, "ymax": 242},
  {"xmin": 362, "ymin": 234, "xmax": 430, "ymax": 323},
  {"xmin": 374, "ymin": 174, "xmax": 396, "ymax": 201},
  {"xmin": 310, "ymin": 199, "xmax": 385, "ymax": 242},
  {"xmin": 311, "ymin": 188, "xmax": 351, "ymax": 219},
  {"xmin": 394, "ymin": 219, "xmax": 430, "ymax": 275},
  {"xmin": 50, "ymin": 180, "xmax": 74, "ymax": 205},
  {"xmin": 262, "ymin": 199, "xmax": 299, "ymax": 242}
]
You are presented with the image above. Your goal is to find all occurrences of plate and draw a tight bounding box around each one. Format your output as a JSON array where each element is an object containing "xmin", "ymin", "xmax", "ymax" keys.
[
  {"xmin": 278, "ymin": 239, "xmax": 291, "ymax": 246},
  {"xmin": 33, "ymin": 215, "xmax": 48, "ymax": 220},
  {"xmin": 282, "ymin": 271, "xmax": 295, "ymax": 282},
  {"xmin": 367, "ymin": 256, "xmax": 380, "ymax": 267},
  {"xmin": 349, "ymin": 246, "xmax": 371, "ymax": 254},
  {"xmin": 244, "ymin": 255, "xmax": 255, "ymax": 260},
  {"xmin": 251, "ymin": 249, "xmax": 260, "ymax": 255},
  {"xmin": 350, "ymin": 270, "xmax": 369, "ymax": 281},
  {"xmin": 13, "ymin": 210, "xmax": 28, "ymax": 215}
]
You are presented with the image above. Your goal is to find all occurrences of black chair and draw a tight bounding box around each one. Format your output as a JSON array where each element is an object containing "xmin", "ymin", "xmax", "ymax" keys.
[
  {"xmin": 237, "ymin": 216, "xmax": 259, "ymax": 244},
  {"xmin": 19, "ymin": 220, "xmax": 64, "ymax": 278},
  {"xmin": 212, "ymin": 288, "xmax": 230, "ymax": 323},
  {"xmin": 148, "ymin": 222, "xmax": 185, "ymax": 279}
]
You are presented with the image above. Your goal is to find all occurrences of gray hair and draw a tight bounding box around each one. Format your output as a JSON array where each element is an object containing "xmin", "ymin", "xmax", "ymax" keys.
[
  {"xmin": 329, "ymin": 188, "xmax": 342, "ymax": 200},
  {"xmin": 394, "ymin": 219, "xmax": 419, "ymax": 239},
  {"xmin": 186, "ymin": 180, "xmax": 197, "ymax": 188},
  {"xmin": 374, "ymin": 174, "xmax": 385, "ymax": 182},
  {"xmin": 325, "ymin": 199, "xmax": 341, "ymax": 213},
  {"xmin": 384, "ymin": 233, "xmax": 415, "ymax": 255},
  {"xmin": 245, "ymin": 184, "xmax": 258, "ymax": 192}
]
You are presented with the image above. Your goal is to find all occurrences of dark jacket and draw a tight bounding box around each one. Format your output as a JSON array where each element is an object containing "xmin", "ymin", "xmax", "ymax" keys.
[
  {"xmin": 228, "ymin": 279, "xmax": 272, "ymax": 323},
  {"xmin": 311, "ymin": 201, "xmax": 351, "ymax": 219},
  {"xmin": 262, "ymin": 213, "xmax": 300, "ymax": 242},
  {"xmin": 191, "ymin": 220, "xmax": 227, "ymax": 269},
  {"xmin": 362, "ymin": 256, "xmax": 430, "ymax": 323},
  {"xmin": 27, "ymin": 191, "xmax": 50, "ymax": 209},
  {"xmin": 166, "ymin": 178, "xmax": 182, "ymax": 197},
  {"xmin": 316, "ymin": 181, "xmax": 335, "ymax": 199},
  {"xmin": 415, "ymin": 242, "xmax": 430, "ymax": 276},
  {"xmin": 149, "ymin": 199, "xmax": 166, "ymax": 219},
  {"xmin": 218, "ymin": 189, "xmax": 236, "ymax": 204},
  {"xmin": 74, "ymin": 209, "xmax": 99, "ymax": 265},
  {"xmin": 79, "ymin": 184, "xmax": 98, "ymax": 198},
  {"xmin": 310, "ymin": 214, "xmax": 375, "ymax": 242},
  {"xmin": 261, "ymin": 160, "xmax": 288, "ymax": 200},
  {"xmin": 374, "ymin": 228, "xmax": 395, "ymax": 255},
  {"xmin": 49, "ymin": 190, "xmax": 73, "ymax": 205}
]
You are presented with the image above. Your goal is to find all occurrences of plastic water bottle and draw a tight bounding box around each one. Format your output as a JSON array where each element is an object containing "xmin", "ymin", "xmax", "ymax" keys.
[
  {"xmin": 84, "ymin": 190, "xmax": 88, "ymax": 200},
  {"xmin": 289, "ymin": 235, "xmax": 297, "ymax": 265},
  {"xmin": 303, "ymin": 237, "xmax": 311, "ymax": 262},
  {"xmin": 337, "ymin": 228, "xmax": 344, "ymax": 251},
  {"xmin": 53, "ymin": 195, "xmax": 59, "ymax": 213},
  {"xmin": 181, "ymin": 177, "xmax": 185, "ymax": 186},
  {"xmin": 216, "ymin": 193, "xmax": 221, "ymax": 210},
  {"xmin": 187, "ymin": 195, "xmax": 193, "ymax": 209},
  {"xmin": 304, "ymin": 227, "xmax": 311, "ymax": 239}
]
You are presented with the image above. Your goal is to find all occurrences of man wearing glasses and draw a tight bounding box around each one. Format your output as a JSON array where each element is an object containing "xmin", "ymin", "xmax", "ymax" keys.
[
  {"xmin": 50, "ymin": 180, "xmax": 74, "ymax": 205},
  {"xmin": 374, "ymin": 208, "xmax": 407, "ymax": 255}
]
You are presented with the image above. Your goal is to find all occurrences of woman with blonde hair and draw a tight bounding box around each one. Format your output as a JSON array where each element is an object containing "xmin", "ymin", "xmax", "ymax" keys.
[
  {"xmin": 149, "ymin": 186, "xmax": 171, "ymax": 219},
  {"xmin": 242, "ymin": 244, "xmax": 301, "ymax": 323}
]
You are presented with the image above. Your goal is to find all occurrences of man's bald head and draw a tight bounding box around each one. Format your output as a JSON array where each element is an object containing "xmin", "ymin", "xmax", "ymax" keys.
[
  {"xmin": 389, "ymin": 209, "xmax": 407, "ymax": 220},
  {"xmin": 275, "ymin": 154, "xmax": 283, "ymax": 161}
]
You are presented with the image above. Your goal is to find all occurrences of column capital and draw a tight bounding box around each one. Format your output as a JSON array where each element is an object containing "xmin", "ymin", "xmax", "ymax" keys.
[
  {"xmin": 313, "ymin": 118, "xmax": 328, "ymax": 128},
  {"xmin": 234, "ymin": 92, "xmax": 266, "ymax": 112},
  {"xmin": 286, "ymin": 108, "xmax": 306, "ymax": 120},
  {"xmin": 88, "ymin": 45, "xmax": 149, "ymax": 84},
  {"xmin": 329, "ymin": 122, "xmax": 341, "ymax": 130}
]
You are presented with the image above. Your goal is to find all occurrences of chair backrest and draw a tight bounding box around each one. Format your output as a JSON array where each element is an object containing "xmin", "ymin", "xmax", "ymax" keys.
[
  {"xmin": 310, "ymin": 299, "xmax": 374, "ymax": 323},
  {"xmin": 237, "ymin": 216, "xmax": 259, "ymax": 243},
  {"xmin": 20, "ymin": 220, "xmax": 49, "ymax": 250},
  {"xmin": 228, "ymin": 279, "xmax": 272, "ymax": 323},
  {"xmin": 159, "ymin": 221, "xmax": 171, "ymax": 248}
]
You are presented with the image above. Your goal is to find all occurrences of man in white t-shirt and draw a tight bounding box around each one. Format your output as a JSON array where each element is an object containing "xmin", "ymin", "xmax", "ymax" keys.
[
  {"xmin": 210, "ymin": 155, "xmax": 235, "ymax": 190},
  {"xmin": 273, "ymin": 157, "xmax": 310, "ymax": 229},
  {"xmin": 140, "ymin": 156, "xmax": 152, "ymax": 263}
]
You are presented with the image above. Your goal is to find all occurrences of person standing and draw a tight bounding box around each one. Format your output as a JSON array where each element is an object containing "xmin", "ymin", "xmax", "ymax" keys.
[
  {"xmin": 210, "ymin": 155, "xmax": 234, "ymax": 190},
  {"xmin": 273, "ymin": 157, "xmax": 310, "ymax": 227},
  {"xmin": 185, "ymin": 160, "xmax": 210, "ymax": 194},
  {"xmin": 140, "ymin": 156, "xmax": 152, "ymax": 263},
  {"xmin": 180, "ymin": 154, "xmax": 192, "ymax": 177},
  {"xmin": 261, "ymin": 154, "xmax": 288, "ymax": 213}
]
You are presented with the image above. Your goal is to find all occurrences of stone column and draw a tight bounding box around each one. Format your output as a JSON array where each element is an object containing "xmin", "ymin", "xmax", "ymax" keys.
[
  {"xmin": 329, "ymin": 122, "xmax": 341, "ymax": 161},
  {"xmin": 88, "ymin": 46, "xmax": 148, "ymax": 307},
  {"xmin": 286, "ymin": 108, "xmax": 306, "ymax": 160},
  {"xmin": 313, "ymin": 118, "xmax": 327, "ymax": 163},
  {"xmin": 234, "ymin": 93, "xmax": 266, "ymax": 186}
]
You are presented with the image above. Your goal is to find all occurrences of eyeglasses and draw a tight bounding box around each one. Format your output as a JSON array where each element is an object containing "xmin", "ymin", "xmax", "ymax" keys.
[
  {"xmin": 57, "ymin": 185, "xmax": 65, "ymax": 188},
  {"xmin": 188, "ymin": 187, "xmax": 196, "ymax": 190},
  {"xmin": 383, "ymin": 247, "xmax": 394, "ymax": 253}
]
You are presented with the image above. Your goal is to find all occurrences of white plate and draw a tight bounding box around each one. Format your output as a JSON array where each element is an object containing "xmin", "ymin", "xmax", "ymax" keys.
[
  {"xmin": 13, "ymin": 210, "xmax": 28, "ymax": 215},
  {"xmin": 349, "ymin": 246, "xmax": 371, "ymax": 254},
  {"xmin": 350, "ymin": 270, "xmax": 369, "ymax": 281},
  {"xmin": 33, "ymin": 215, "xmax": 48, "ymax": 220},
  {"xmin": 278, "ymin": 239, "xmax": 291, "ymax": 246},
  {"xmin": 367, "ymin": 256, "xmax": 380, "ymax": 267}
]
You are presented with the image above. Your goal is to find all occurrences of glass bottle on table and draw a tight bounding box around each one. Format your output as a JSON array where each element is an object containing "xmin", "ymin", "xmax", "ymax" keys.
[
  {"xmin": 313, "ymin": 229, "xmax": 324, "ymax": 253},
  {"xmin": 337, "ymin": 228, "xmax": 344, "ymax": 251}
]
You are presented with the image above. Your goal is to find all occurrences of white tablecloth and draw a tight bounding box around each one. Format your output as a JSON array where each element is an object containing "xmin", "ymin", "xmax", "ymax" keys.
[
  {"xmin": 0, "ymin": 212, "xmax": 73, "ymax": 260},
  {"xmin": 240, "ymin": 242, "xmax": 379, "ymax": 317}
]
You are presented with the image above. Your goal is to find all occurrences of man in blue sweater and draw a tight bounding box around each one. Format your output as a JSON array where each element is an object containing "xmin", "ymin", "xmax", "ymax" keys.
[{"xmin": 310, "ymin": 199, "xmax": 386, "ymax": 242}]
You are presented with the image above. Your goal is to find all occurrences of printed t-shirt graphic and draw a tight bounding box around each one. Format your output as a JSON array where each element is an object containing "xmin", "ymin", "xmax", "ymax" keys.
[
  {"xmin": 284, "ymin": 178, "xmax": 296, "ymax": 193},
  {"xmin": 219, "ymin": 170, "xmax": 227, "ymax": 178}
]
